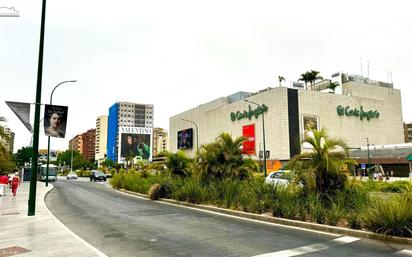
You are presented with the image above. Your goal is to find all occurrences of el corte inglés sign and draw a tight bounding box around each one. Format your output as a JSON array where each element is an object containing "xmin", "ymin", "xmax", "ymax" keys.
[
  {"xmin": 230, "ymin": 104, "xmax": 268, "ymax": 121},
  {"xmin": 336, "ymin": 105, "xmax": 379, "ymax": 121}
]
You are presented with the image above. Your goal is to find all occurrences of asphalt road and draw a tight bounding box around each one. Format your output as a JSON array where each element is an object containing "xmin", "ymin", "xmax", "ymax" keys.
[{"xmin": 45, "ymin": 178, "xmax": 411, "ymax": 257}]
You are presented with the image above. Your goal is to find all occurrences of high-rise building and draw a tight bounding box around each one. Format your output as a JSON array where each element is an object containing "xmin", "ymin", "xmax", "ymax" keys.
[
  {"xmin": 404, "ymin": 122, "xmax": 412, "ymax": 143},
  {"xmin": 153, "ymin": 128, "xmax": 169, "ymax": 157},
  {"xmin": 69, "ymin": 135, "xmax": 83, "ymax": 152},
  {"xmin": 0, "ymin": 126, "xmax": 14, "ymax": 153},
  {"xmin": 82, "ymin": 129, "xmax": 96, "ymax": 161},
  {"xmin": 107, "ymin": 102, "xmax": 154, "ymax": 162},
  {"xmin": 95, "ymin": 116, "xmax": 108, "ymax": 165},
  {"xmin": 68, "ymin": 129, "xmax": 96, "ymax": 161}
]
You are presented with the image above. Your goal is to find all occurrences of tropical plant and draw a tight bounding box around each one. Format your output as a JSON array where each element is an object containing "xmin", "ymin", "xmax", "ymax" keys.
[
  {"xmin": 195, "ymin": 132, "xmax": 258, "ymax": 181},
  {"xmin": 299, "ymin": 70, "xmax": 323, "ymax": 90},
  {"xmin": 278, "ymin": 75, "xmax": 285, "ymax": 87},
  {"xmin": 363, "ymin": 194, "xmax": 412, "ymax": 237},
  {"xmin": 298, "ymin": 72, "xmax": 311, "ymax": 90},
  {"xmin": 288, "ymin": 128, "xmax": 356, "ymax": 195},
  {"xmin": 164, "ymin": 150, "xmax": 191, "ymax": 177},
  {"xmin": 328, "ymin": 81, "xmax": 340, "ymax": 93}
]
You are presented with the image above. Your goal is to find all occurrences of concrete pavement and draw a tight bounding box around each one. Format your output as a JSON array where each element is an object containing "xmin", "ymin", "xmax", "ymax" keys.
[{"xmin": 0, "ymin": 181, "xmax": 106, "ymax": 257}]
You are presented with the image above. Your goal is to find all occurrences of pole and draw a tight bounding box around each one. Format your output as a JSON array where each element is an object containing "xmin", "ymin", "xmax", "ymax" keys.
[
  {"xmin": 262, "ymin": 110, "xmax": 267, "ymax": 177},
  {"xmin": 181, "ymin": 119, "xmax": 199, "ymax": 152},
  {"xmin": 45, "ymin": 80, "xmax": 76, "ymax": 187},
  {"xmin": 244, "ymin": 100, "xmax": 267, "ymax": 177},
  {"xmin": 28, "ymin": 0, "xmax": 47, "ymax": 216},
  {"xmin": 71, "ymin": 140, "xmax": 74, "ymax": 172}
]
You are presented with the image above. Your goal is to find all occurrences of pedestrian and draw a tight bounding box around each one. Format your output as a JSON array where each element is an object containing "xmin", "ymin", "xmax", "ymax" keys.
[
  {"xmin": 390, "ymin": 170, "xmax": 394, "ymax": 177},
  {"xmin": 0, "ymin": 173, "xmax": 9, "ymax": 196},
  {"xmin": 11, "ymin": 172, "xmax": 20, "ymax": 197}
]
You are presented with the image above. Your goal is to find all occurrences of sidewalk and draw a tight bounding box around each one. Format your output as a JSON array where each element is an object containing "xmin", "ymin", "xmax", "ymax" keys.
[{"xmin": 0, "ymin": 182, "xmax": 106, "ymax": 257}]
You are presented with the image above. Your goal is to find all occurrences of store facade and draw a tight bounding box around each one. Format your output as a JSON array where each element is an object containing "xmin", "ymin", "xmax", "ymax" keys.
[{"xmin": 170, "ymin": 77, "xmax": 404, "ymax": 165}]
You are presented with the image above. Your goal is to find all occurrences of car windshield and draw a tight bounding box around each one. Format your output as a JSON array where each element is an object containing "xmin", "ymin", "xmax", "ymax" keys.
[
  {"xmin": 95, "ymin": 171, "xmax": 105, "ymax": 175},
  {"xmin": 69, "ymin": 172, "xmax": 76, "ymax": 175}
]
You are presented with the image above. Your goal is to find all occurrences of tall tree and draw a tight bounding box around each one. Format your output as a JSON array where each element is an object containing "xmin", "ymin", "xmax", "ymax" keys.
[
  {"xmin": 14, "ymin": 146, "xmax": 34, "ymax": 166},
  {"xmin": 327, "ymin": 81, "xmax": 340, "ymax": 93},
  {"xmin": 298, "ymin": 72, "xmax": 311, "ymax": 90},
  {"xmin": 0, "ymin": 126, "xmax": 15, "ymax": 172},
  {"xmin": 307, "ymin": 70, "xmax": 323, "ymax": 90},
  {"xmin": 288, "ymin": 128, "xmax": 356, "ymax": 195},
  {"xmin": 278, "ymin": 75, "xmax": 285, "ymax": 87}
]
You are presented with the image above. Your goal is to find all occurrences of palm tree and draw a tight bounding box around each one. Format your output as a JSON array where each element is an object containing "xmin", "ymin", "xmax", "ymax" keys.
[
  {"xmin": 328, "ymin": 82, "xmax": 340, "ymax": 93},
  {"xmin": 278, "ymin": 76, "xmax": 285, "ymax": 87},
  {"xmin": 196, "ymin": 132, "xmax": 258, "ymax": 180},
  {"xmin": 307, "ymin": 70, "xmax": 323, "ymax": 90},
  {"xmin": 164, "ymin": 150, "xmax": 191, "ymax": 177},
  {"xmin": 298, "ymin": 72, "xmax": 311, "ymax": 90},
  {"xmin": 288, "ymin": 128, "xmax": 356, "ymax": 195}
]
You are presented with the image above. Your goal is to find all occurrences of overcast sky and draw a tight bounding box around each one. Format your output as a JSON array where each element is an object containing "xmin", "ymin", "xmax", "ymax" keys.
[{"xmin": 1, "ymin": 0, "xmax": 411, "ymax": 152}]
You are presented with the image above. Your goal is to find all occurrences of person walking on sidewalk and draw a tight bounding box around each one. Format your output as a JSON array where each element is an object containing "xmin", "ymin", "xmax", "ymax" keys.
[
  {"xmin": 11, "ymin": 172, "xmax": 20, "ymax": 197},
  {"xmin": 0, "ymin": 173, "xmax": 9, "ymax": 196}
]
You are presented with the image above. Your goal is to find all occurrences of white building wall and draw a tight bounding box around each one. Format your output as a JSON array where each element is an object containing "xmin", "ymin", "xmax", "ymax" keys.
[{"xmin": 170, "ymin": 82, "xmax": 404, "ymax": 160}]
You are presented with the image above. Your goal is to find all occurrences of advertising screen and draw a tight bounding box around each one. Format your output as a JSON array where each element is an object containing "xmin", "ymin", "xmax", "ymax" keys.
[
  {"xmin": 242, "ymin": 124, "xmax": 256, "ymax": 155},
  {"xmin": 118, "ymin": 127, "xmax": 152, "ymax": 162},
  {"xmin": 177, "ymin": 128, "xmax": 193, "ymax": 149}
]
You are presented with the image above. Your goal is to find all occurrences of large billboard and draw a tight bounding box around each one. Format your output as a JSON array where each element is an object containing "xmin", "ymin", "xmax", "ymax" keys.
[
  {"xmin": 242, "ymin": 124, "xmax": 256, "ymax": 155},
  {"xmin": 177, "ymin": 128, "xmax": 193, "ymax": 149},
  {"xmin": 118, "ymin": 127, "xmax": 152, "ymax": 162},
  {"xmin": 44, "ymin": 104, "xmax": 68, "ymax": 138}
]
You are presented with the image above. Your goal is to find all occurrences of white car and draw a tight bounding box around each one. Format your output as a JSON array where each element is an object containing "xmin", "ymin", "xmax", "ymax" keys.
[
  {"xmin": 265, "ymin": 170, "xmax": 294, "ymax": 187},
  {"xmin": 66, "ymin": 172, "xmax": 78, "ymax": 180}
]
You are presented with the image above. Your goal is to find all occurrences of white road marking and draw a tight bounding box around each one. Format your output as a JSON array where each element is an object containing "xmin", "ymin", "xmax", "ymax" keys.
[
  {"xmin": 252, "ymin": 236, "xmax": 360, "ymax": 257},
  {"xmin": 397, "ymin": 249, "xmax": 412, "ymax": 256}
]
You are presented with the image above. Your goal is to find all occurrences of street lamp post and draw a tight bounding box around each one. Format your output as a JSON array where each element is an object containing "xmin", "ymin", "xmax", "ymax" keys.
[
  {"xmin": 244, "ymin": 100, "xmax": 267, "ymax": 177},
  {"xmin": 45, "ymin": 80, "xmax": 76, "ymax": 187},
  {"xmin": 365, "ymin": 138, "xmax": 371, "ymax": 178},
  {"xmin": 70, "ymin": 140, "xmax": 74, "ymax": 172},
  {"xmin": 181, "ymin": 118, "xmax": 199, "ymax": 152}
]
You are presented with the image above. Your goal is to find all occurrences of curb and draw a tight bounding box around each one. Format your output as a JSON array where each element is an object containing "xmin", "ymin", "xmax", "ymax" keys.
[
  {"xmin": 43, "ymin": 184, "xmax": 108, "ymax": 257},
  {"xmin": 117, "ymin": 188, "xmax": 412, "ymax": 245}
]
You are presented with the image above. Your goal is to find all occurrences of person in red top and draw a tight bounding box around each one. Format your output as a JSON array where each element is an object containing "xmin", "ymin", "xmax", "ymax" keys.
[
  {"xmin": 0, "ymin": 173, "xmax": 9, "ymax": 196},
  {"xmin": 11, "ymin": 172, "xmax": 20, "ymax": 197}
]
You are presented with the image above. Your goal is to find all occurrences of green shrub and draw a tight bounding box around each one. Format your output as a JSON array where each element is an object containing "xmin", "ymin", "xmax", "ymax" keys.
[
  {"xmin": 325, "ymin": 194, "xmax": 346, "ymax": 226},
  {"xmin": 306, "ymin": 193, "xmax": 326, "ymax": 224},
  {"xmin": 363, "ymin": 194, "xmax": 412, "ymax": 237},
  {"xmin": 110, "ymin": 168, "xmax": 117, "ymax": 177},
  {"xmin": 148, "ymin": 183, "xmax": 162, "ymax": 200},
  {"xmin": 347, "ymin": 211, "xmax": 362, "ymax": 229},
  {"xmin": 272, "ymin": 185, "xmax": 304, "ymax": 220},
  {"xmin": 380, "ymin": 181, "xmax": 412, "ymax": 193},
  {"xmin": 172, "ymin": 178, "xmax": 205, "ymax": 204}
]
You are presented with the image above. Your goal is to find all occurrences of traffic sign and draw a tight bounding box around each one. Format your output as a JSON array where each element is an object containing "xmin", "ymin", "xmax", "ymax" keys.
[
  {"xmin": 361, "ymin": 163, "xmax": 366, "ymax": 169},
  {"xmin": 407, "ymin": 155, "xmax": 412, "ymax": 161}
]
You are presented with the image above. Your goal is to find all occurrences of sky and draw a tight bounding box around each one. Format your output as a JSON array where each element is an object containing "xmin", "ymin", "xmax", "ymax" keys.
[{"xmin": 1, "ymin": 0, "xmax": 411, "ymax": 152}]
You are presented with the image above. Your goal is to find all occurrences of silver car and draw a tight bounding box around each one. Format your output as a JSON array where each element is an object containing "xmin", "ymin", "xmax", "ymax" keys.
[{"xmin": 66, "ymin": 172, "xmax": 78, "ymax": 180}]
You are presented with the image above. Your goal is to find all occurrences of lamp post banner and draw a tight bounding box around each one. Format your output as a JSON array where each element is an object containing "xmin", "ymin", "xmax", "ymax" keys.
[
  {"xmin": 5, "ymin": 101, "xmax": 33, "ymax": 133},
  {"xmin": 43, "ymin": 104, "xmax": 68, "ymax": 138}
]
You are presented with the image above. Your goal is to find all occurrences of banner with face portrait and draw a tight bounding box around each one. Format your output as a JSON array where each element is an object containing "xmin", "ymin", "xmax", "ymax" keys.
[
  {"xmin": 118, "ymin": 127, "xmax": 152, "ymax": 162},
  {"xmin": 44, "ymin": 104, "xmax": 68, "ymax": 138}
]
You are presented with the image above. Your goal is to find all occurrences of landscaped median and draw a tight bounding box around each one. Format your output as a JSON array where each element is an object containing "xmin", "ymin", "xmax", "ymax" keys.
[
  {"xmin": 109, "ymin": 131, "xmax": 412, "ymax": 244},
  {"xmin": 112, "ymin": 181, "xmax": 412, "ymax": 245}
]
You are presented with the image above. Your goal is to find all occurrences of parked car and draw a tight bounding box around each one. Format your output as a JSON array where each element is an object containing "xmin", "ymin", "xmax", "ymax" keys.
[
  {"xmin": 66, "ymin": 172, "xmax": 78, "ymax": 180},
  {"xmin": 265, "ymin": 170, "xmax": 296, "ymax": 187},
  {"xmin": 90, "ymin": 170, "xmax": 107, "ymax": 182}
]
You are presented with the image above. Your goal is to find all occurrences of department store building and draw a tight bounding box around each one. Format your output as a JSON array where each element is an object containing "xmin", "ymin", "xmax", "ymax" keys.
[{"xmin": 170, "ymin": 74, "xmax": 405, "ymax": 165}]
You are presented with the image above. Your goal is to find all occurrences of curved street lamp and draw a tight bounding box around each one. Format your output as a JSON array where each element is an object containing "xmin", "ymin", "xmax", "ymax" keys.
[
  {"xmin": 244, "ymin": 99, "xmax": 267, "ymax": 177},
  {"xmin": 45, "ymin": 80, "xmax": 77, "ymax": 187}
]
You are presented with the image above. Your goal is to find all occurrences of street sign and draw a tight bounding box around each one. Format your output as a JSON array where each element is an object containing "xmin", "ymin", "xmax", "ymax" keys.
[
  {"xmin": 407, "ymin": 155, "xmax": 412, "ymax": 161},
  {"xmin": 5, "ymin": 101, "xmax": 32, "ymax": 133},
  {"xmin": 361, "ymin": 163, "xmax": 366, "ymax": 169},
  {"xmin": 265, "ymin": 150, "xmax": 270, "ymax": 159}
]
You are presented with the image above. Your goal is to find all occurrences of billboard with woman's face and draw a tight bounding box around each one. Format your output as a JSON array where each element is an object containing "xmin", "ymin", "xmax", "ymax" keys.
[
  {"xmin": 43, "ymin": 104, "xmax": 68, "ymax": 138},
  {"xmin": 118, "ymin": 127, "xmax": 152, "ymax": 162}
]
